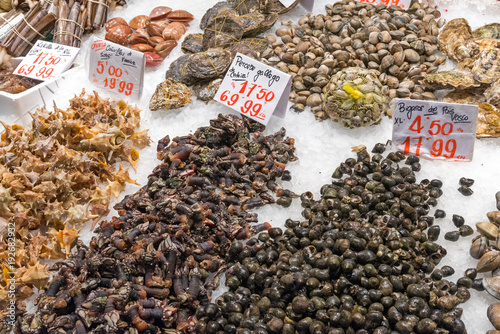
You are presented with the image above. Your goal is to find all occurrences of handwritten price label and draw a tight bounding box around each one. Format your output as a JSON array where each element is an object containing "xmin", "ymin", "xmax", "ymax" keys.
[
  {"xmin": 88, "ymin": 38, "xmax": 145, "ymax": 99},
  {"xmin": 355, "ymin": 0, "xmax": 411, "ymax": 9},
  {"xmin": 392, "ymin": 99, "xmax": 478, "ymax": 162},
  {"xmin": 214, "ymin": 53, "xmax": 291, "ymax": 125},
  {"xmin": 14, "ymin": 40, "xmax": 79, "ymax": 81}
]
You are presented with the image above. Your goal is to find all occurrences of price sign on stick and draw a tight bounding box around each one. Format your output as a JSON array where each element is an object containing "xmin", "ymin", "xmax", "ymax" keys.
[
  {"xmin": 354, "ymin": 0, "xmax": 411, "ymax": 9},
  {"xmin": 279, "ymin": 0, "xmax": 314, "ymax": 11},
  {"xmin": 88, "ymin": 38, "xmax": 145, "ymax": 99},
  {"xmin": 392, "ymin": 99, "xmax": 479, "ymax": 162},
  {"xmin": 214, "ymin": 53, "xmax": 292, "ymax": 125},
  {"xmin": 14, "ymin": 40, "xmax": 79, "ymax": 81}
]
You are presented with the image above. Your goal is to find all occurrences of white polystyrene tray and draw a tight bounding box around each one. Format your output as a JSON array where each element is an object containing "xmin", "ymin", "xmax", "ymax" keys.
[{"xmin": 0, "ymin": 58, "xmax": 81, "ymax": 125}]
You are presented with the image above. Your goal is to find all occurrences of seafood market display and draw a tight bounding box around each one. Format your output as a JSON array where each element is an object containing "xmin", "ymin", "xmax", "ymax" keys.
[
  {"xmin": 210, "ymin": 144, "xmax": 470, "ymax": 334},
  {"xmin": 0, "ymin": 0, "xmax": 500, "ymax": 332},
  {"xmin": 0, "ymin": 91, "xmax": 150, "ymax": 316},
  {"xmin": 16, "ymin": 114, "xmax": 297, "ymax": 333},
  {"xmin": 262, "ymin": 0, "xmax": 444, "ymax": 124},
  {"xmin": 104, "ymin": 7, "xmax": 194, "ymax": 67}
]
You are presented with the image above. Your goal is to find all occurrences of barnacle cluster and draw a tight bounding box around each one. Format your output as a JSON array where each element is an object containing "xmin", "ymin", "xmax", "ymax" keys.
[
  {"xmin": 0, "ymin": 90, "xmax": 150, "ymax": 314},
  {"xmin": 16, "ymin": 114, "xmax": 297, "ymax": 334}
]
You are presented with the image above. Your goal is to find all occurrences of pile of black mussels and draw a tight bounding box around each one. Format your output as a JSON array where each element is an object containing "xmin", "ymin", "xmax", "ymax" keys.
[
  {"xmin": 14, "ymin": 114, "xmax": 297, "ymax": 334},
  {"xmin": 205, "ymin": 144, "xmax": 470, "ymax": 334}
]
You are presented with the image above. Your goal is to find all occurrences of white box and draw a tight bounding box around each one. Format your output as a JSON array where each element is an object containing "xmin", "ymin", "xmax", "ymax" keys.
[{"xmin": 0, "ymin": 58, "xmax": 81, "ymax": 125}]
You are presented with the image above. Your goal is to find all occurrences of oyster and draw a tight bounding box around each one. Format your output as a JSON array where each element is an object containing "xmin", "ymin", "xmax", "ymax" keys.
[
  {"xmin": 165, "ymin": 54, "xmax": 190, "ymax": 82},
  {"xmin": 473, "ymin": 23, "xmax": 500, "ymax": 39},
  {"xmin": 149, "ymin": 79, "xmax": 192, "ymax": 110},
  {"xmin": 323, "ymin": 67, "xmax": 388, "ymax": 128},
  {"xmin": 200, "ymin": 2, "xmax": 235, "ymax": 30},
  {"xmin": 177, "ymin": 48, "xmax": 232, "ymax": 86},
  {"xmin": 477, "ymin": 103, "xmax": 500, "ymax": 137},
  {"xmin": 438, "ymin": 18, "xmax": 479, "ymax": 62},
  {"xmin": 237, "ymin": 12, "xmax": 279, "ymax": 37},
  {"xmin": 258, "ymin": 0, "xmax": 299, "ymax": 14},
  {"xmin": 202, "ymin": 12, "xmax": 244, "ymax": 49},
  {"xmin": 193, "ymin": 78, "xmax": 222, "ymax": 102},
  {"xmin": 181, "ymin": 33, "xmax": 204, "ymax": 54},
  {"xmin": 486, "ymin": 80, "xmax": 500, "ymax": 107},
  {"xmin": 470, "ymin": 49, "xmax": 500, "ymax": 84},
  {"xmin": 423, "ymin": 70, "xmax": 480, "ymax": 90},
  {"xmin": 475, "ymin": 38, "xmax": 500, "ymax": 52}
]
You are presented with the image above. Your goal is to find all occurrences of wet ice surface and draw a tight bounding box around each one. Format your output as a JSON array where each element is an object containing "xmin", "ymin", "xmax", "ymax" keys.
[{"xmin": 26, "ymin": 0, "xmax": 500, "ymax": 332}]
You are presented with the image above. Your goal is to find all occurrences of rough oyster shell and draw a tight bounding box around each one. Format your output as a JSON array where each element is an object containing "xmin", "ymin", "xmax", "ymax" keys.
[
  {"xmin": 438, "ymin": 18, "xmax": 479, "ymax": 62},
  {"xmin": 473, "ymin": 23, "xmax": 500, "ymax": 39},
  {"xmin": 181, "ymin": 33, "xmax": 204, "ymax": 54},
  {"xmin": 470, "ymin": 49, "xmax": 500, "ymax": 84},
  {"xmin": 423, "ymin": 70, "xmax": 480, "ymax": 90},
  {"xmin": 485, "ymin": 80, "xmax": 500, "ymax": 107},
  {"xmin": 203, "ymin": 12, "xmax": 244, "ymax": 50},
  {"xmin": 474, "ymin": 38, "xmax": 500, "ymax": 52},
  {"xmin": 237, "ymin": 12, "xmax": 278, "ymax": 37},
  {"xmin": 323, "ymin": 67, "xmax": 388, "ymax": 128},
  {"xmin": 200, "ymin": 2, "xmax": 234, "ymax": 30},
  {"xmin": 477, "ymin": 103, "xmax": 500, "ymax": 137},
  {"xmin": 149, "ymin": 79, "xmax": 192, "ymax": 111},
  {"xmin": 193, "ymin": 78, "xmax": 222, "ymax": 103},
  {"xmin": 180, "ymin": 48, "xmax": 232, "ymax": 85}
]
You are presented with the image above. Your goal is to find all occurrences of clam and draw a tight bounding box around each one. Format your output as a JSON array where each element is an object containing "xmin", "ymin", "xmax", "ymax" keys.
[
  {"xmin": 488, "ymin": 211, "xmax": 500, "ymax": 225},
  {"xmin": 129, "ymin": 15, "xmax": 151, "ymax": 30},
  {"xmin": 105, "ymin": 25, "xmax": 132, "ymax": 46},
  {"xmin": 130, "ymin": 44, "xmax": 154, "ymax": 53},
  {"xmin": 488, "ymin": 303, "xmax": 500, "ymax": 330},
  {"xmin": 470, "ymin": 235, "xmax": 489, "ymax": 259},
  {"xmin": 477, "ymin": 250, "xmax": 500, "ymax": 273},
  {"xmin": 486, "ymin": 278, "xmax": 500, "ymax": 300},
  {"xmin": 128, "ymin": 33, "xmax": 149, "ymax": 45},
  {"xmin": 149, "ymin": 6, "xmax": 172, "ymax": 21},
  {"xmin": 148, "ymin": 36, "xmax": 165, "ymax": 48},
  {"xmin": 155, "ymin": 40, "xmax": 178, "ymax": 58},
  {"xmin": 147, "ymin": 23, "xmax": 163, "ymax": 37},
  {"xmin": 105, "ymin": 17, "xmax": 128, "ymax": 32},
  {"xmin": 162, "ymin": 22, "xmax": 187, "ymax": 41},
  {"xmin": 166, "ymin": 10, "xmax": 194, "ymax": 22},
  {"xmin": 477, "ymin": 222, "xmax": 499, "ymax": 240}
]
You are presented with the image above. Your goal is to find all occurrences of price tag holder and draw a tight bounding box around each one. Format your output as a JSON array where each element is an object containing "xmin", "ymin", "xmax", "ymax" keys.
[
  {"xmin": 87, "ymin": 38, "xmax": 145, "ymax": 99},
  {"xmin": 279, "ymin": 0, "xmax": 314, "ymax": 11},
  {"xmin": 392, "ymin": 99, "xmax": 479, "ymax": 162},
  {"xmin": 353, "ymin": 0, "xmax": 411, "ymax": 9},
  {"xmin": 214, "ymin": 53, "xmax": 291, "ymax": 125},
  {"xmin": 13, "ymin": 40, "xmax": 79, "ymax": 81}
]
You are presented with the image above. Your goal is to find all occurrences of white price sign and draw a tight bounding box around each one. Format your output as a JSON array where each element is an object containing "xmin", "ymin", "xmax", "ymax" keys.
[
  {"xmin": 279, "ymin": 0, "xmax": 314, "ymax": 11},
  {"xmin": 214, "ymin": 53, "xmax": 291, "ymax": 125},
  {"xmin": 352, "ymin": 0, "xmax": 411, "ymax": 9},
  {"xmin": 14, "ymin": 40, "xmax": 79, "ymax": 81},
  {"xmin": 88, "ymin": 38, "xmax": 145, "ymax": 99},
  {"xmin": 392, "ymin": 99, "xmax": 479, "ymax": 162}
]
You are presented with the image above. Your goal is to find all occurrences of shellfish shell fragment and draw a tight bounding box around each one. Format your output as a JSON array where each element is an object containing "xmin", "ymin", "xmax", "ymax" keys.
[
  {"xmin": 477, "ymin": 222, "xmax": 499, "ymax": 240},
  {"xmin": 149, "ymin": 6, "xmax": 172, "ymax": 21},
  {"xmin": 149, "ymin": 79, "xmax": 192, "ymax": 111}
]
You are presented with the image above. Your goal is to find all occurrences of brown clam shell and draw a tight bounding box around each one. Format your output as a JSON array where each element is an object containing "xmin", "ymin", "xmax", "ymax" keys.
[
  {"xmin": 155, "ymin": 20, "xmax": 171, "ymax": 30},
  {"xmin": 130, "ymin": 44, "xmax": 154, "ymax": 53},
  {"xmin": 128, "ymin": 33, "xmax": 149, "ymax": 45},
  {"xmin": 167, "ymin": 10, "xmax": 194, "ymax": 22},
  {"xmin": 148, "ymin": 36, "xmax": 165, "ymax": 48},
  {"xmin": 147, "ymin": 23, "xmax": 163, "ymax": 37},
  {"xmin": 105, "ymin": 25, "xmax": 132, "ymax": 46},
  {"xmin": 149, "ymin": 6, "xmax": 172, "ymax": 21},
  {"xmin": 129, "ymin": 15, "xmax": 151, "ymax": 30},
  {"xmin": 162, "ymin": 22, "xmax": 186, "ymax": 41},
  {"xmin": 105, "ymin": 17, "xmax": 128, "ymax": 32},
  {"xmin": 155, "ymin": 40, "xmax": 178, "ymax": 58},
  {"xmin": 135, "ymin": 28, "xmax": 150, "ymax": 39}
]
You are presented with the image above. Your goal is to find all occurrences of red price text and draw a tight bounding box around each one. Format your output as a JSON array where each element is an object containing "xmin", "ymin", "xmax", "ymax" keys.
[
  {"xmin": 220, "ymin": 81, "xmax": 276, "ymax": 120},
  {"xmin": 97, "ymin": 61, "xmax": 134, "ymax": 96}
]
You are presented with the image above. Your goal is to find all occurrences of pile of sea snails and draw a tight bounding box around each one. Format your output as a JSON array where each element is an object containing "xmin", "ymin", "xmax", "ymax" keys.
[
  {"xmin": 15, "ymin": 114, "xmax": 297, "ymax": 334},
  {"xmin": 261, "ymin": 0, "xmax": 445, "ymax": 123},
  {"xmin": 202, "ymin": 144, "xmax": 472, "ymax": 334},
  {"xmin": 468, "ymin": 192, "xmax": 500, "ymax": 332}
]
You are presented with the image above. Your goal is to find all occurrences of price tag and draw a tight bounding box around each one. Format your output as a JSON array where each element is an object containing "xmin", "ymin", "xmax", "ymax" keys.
[
  {"xmin": 88, "ymin": 38, "xmax": 145, "ymax": 99},
  {"xmin": 13, "ymin": 40, "xmax": 79, "ymax": 81},
  {"xmin": 279, "ymin": 0, "xmax": 314, "ymax": 11},
  {"xmin": 392, "ymin": 99, "xmax": 479, "ymax": 162},
  {"xmin": 214, "ymin": 53, "xmax": 291, "ymax": 125},
  {"xmin": 353, "ymin": 0, "xmax": 411, "ymax": 9}
]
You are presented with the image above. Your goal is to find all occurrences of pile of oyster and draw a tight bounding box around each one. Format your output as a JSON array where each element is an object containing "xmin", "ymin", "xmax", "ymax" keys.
[
  {"xmin": 104, "ymin": 7, "xmax": 194, "ymax": 67},
  {"xmin": 0, "ymin": 91, "xmax": 150, "ymax": 317},
  {"xmin": 150, "ymin": 0, "xmax": 299, "ymax": 111},
  {"xmin": 261, "ymin": 0, "xmax": 444, "ymax": 126},
  {"xmin": 425, "ymin": 19, "xmax": 500, "ymax": 137}
]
